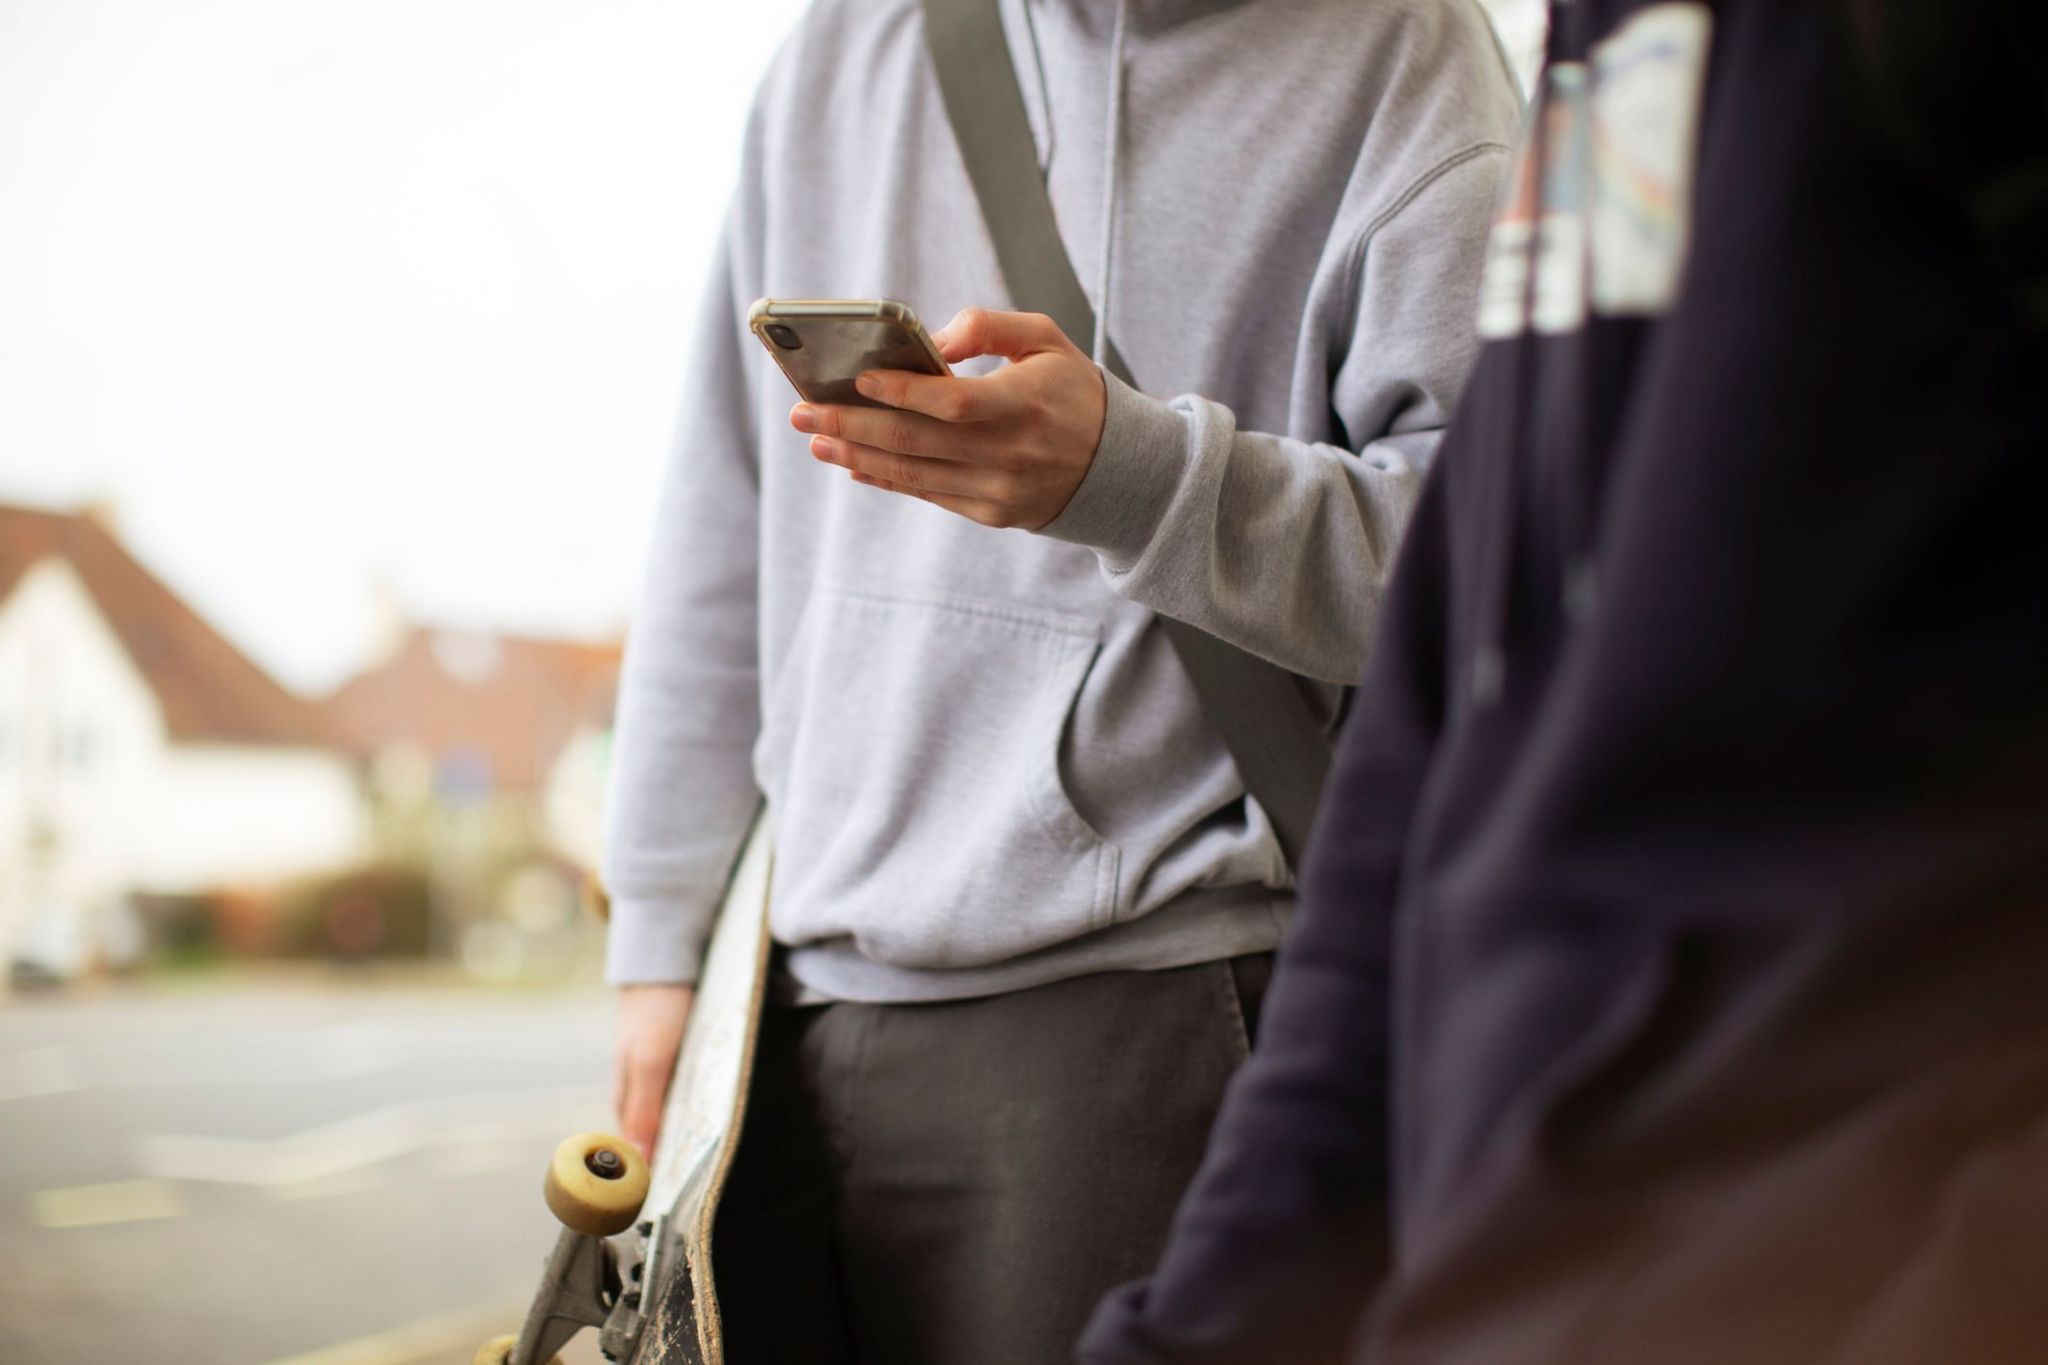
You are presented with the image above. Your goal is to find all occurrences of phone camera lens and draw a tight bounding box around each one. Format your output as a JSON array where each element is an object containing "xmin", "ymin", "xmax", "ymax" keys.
[{"xmin": 764, "ymin": 323, "xmax": 803, "ymax": 351}]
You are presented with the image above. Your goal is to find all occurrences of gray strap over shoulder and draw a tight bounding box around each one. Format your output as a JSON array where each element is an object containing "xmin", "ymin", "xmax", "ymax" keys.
[{"xmin": 919, "ymin": 0, "xmax": 1332, "ymax": 867}]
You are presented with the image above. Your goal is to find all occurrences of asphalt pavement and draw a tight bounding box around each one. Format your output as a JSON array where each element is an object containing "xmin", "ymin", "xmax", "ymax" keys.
[{"xmin": 0, "ymin": 971, "xmax": 620, "ymax": 1364}]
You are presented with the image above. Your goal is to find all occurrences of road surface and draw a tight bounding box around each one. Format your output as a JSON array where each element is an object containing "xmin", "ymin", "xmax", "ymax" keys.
[{"xmin": 0, "ymin": 972, "xmax": 620, "ymax": 1364}]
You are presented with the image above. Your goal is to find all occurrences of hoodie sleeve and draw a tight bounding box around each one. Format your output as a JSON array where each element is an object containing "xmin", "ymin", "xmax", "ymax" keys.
[
  {"xmin": 600, "ymin": 150, "xmax": 769, "ymax": 987},
  {"xmin": 1076, "ymin": 459, "xmax": 1456, "ymax": 1364},
  {"xmin": 1039, "ymin": 145, "xmax": 1506, "ymax": 685}
]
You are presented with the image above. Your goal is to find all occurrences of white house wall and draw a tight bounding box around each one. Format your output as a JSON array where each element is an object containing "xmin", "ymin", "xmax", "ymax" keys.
[
  {"xmin": 0, "ymin": 555, "xmax": 368, "ymax": 974},
  {"xmin": 543, "ymin": 723, "xmax": 610, "ymax": 874},
  {"xmin": 141, "ymin": 745, "xmax": 364, "ymax": 891},
  {"xmin": 0, "ymin": 558, "xmax": 167, "ymax": 967}
]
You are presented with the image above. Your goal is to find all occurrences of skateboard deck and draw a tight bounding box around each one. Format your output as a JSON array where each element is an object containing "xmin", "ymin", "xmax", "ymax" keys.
[
  {"xmin": 476, "ymin": 815, "xmax": 773, "ymax": 1365},
  {"xmin": 633, "ymin": 814, "xmax": 774, "ymax": 1363}
]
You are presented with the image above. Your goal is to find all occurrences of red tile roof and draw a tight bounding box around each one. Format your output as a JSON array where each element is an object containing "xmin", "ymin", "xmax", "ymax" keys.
[
  {"xmin": 322, "ymin": 626, "xmax": 621, "ymax": 793},
  {"xmin": 0, "ymin": 502, "xmax": 332, "ymax": 747}
]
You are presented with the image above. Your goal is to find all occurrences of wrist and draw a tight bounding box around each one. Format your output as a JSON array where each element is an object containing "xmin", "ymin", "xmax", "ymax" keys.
[{"xmin": 1036, "ymin": 370, "xmax": 1191, "ymax": 569}]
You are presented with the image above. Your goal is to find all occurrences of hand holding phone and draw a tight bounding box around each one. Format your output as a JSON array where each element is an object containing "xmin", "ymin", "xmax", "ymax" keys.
[
  {"xmin": 780, "ymin": 306, "xmax": 1109, "ymax": 534},
  {"xmin": 749, "ymin": 298, "xmax": 949, "ymax": 408}
]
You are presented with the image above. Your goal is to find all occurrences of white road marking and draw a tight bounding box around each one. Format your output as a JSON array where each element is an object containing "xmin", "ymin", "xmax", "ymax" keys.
[
  {"xmin": 31, "ymin": 1177, "xmax": 187, "ymax": 1229},
  {"xmin": 136, "ymin": 1083, "xmax": 609, "ymax": 1187},
  {"xmin": 428, "ymin": 1138, "xmax": 528, "ymax": 1178},
  {"xmin": 0, "ymin": 1020, "xmax": 424, "ymax": 1101},
  {"xmin": 265, "ymin": 1166, "xmax": 388, "ymax": 1203}
]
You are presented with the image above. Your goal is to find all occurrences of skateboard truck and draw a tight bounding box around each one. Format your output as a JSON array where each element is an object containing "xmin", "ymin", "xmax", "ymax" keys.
[{"xmin": 475, "ymin": 1133, "xmax": 655, "ymax": 1365}]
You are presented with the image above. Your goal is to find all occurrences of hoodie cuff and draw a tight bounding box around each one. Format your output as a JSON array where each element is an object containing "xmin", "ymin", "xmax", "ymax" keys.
[
  {"xmin": 603, "ymin": 896, "xmax": 713, "ymax": 986},
  {"xmin": 1039, "ymin": 369, "xmax": 1192, "ymax": 571}
]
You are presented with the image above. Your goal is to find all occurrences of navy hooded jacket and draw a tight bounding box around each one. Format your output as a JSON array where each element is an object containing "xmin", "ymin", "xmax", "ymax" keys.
[{"xmin": 1082, "ymin": 1, "xmax": 2048, "ymax": 1361}]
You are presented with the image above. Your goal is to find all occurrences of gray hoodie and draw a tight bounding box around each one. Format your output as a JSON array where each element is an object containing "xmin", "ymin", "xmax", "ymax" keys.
[{"xmin": 604, "ymin": 0, "xmax": 1522, "ymax": 1001}]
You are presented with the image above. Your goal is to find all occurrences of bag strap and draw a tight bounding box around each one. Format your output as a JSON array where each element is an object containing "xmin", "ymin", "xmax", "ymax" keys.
[{"xmin": 920, "ymin": 0, "xmax": 1332, "ymax": 867}]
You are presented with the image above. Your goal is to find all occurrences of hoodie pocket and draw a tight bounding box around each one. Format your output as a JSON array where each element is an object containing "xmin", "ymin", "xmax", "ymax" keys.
[{"xmin": 755, "ymin": 587, "xmax": 1119, "ymax": 969}]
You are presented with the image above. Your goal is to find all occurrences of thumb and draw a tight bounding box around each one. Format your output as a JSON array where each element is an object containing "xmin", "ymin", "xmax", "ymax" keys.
[{"xmin": 932, "ymin": 308, "xmax": 1077, "ymax": 365}]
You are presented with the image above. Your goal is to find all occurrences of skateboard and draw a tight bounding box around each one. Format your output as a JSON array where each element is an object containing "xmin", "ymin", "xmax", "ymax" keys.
[{"xmin": 477, "ymin": 815, "xmax": 775, "ymax": 1365}]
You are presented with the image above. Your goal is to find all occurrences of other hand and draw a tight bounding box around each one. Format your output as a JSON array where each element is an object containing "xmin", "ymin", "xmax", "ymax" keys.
[
  {"xmin": 614, "ymin": 983, "xmax": 694, "ymax": 1160},
  {"xmin": 790, "ymin": 308, "xmax": 1108, "ymax": 531}
]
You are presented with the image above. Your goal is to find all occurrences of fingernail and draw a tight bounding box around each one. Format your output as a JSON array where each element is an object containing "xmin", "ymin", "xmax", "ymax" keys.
[
  {"xmin": 810, "ymin": 435, "xmax": 837, "ymax": 461},
  {"xmin": 854, "ymin": 373, "xmax": 881, "ymax": 398},
  {"xmin": 791, "ymin": 404, "xmax": 816, "ymax": 432}
]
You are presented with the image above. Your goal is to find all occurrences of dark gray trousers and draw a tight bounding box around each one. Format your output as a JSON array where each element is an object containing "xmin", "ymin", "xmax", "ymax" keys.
[{"xmin": 711, "ymin": 955, "xmax": 1271, "ymax": 1365}]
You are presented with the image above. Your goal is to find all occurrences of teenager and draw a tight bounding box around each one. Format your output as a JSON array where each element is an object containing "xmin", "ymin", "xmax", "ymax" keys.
[
  {"xmin": 601, "ymin": 0, "xmax": 1520, "ymax": 1359},
  {"xmin": 1079, "ymin": 1, "xmax": 2048, "ymax": 1360}
]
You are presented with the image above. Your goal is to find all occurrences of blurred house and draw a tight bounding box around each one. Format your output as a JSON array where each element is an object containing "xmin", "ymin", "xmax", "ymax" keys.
[
  {"xmin": 324, "ymin": 624, "xmax": 620, "ymax": 863},
  {"xmin": 0, "ymin": 503, "xmax": 363, "ymax": 980},
  {"xmin": 323, "ymin": 624, "xmax": 621, "ymax": 977}
]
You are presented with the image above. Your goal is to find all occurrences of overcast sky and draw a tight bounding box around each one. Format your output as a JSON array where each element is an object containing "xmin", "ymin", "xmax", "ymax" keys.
[
  {"xmin": 0, "ymin": 0, "xmax": 1541, "ymax": 695},
  {"xmin": 0, "ymin": 0, "xmax": 806, "ymax": 691}
]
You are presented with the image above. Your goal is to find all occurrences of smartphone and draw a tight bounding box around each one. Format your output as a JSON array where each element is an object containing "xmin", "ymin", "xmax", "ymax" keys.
[{"xmin": 749, "ymin": 298, "xmax": 950, "ymax": 409}]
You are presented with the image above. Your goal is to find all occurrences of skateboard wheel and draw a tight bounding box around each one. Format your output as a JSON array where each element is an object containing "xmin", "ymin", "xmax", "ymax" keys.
[
  {"xmin": 473, "ymin": 1335, "xmax": 562, "ymax": 1365},
  {"xmin": 543, "ymin": 1131, "xmax": 649, "ymax": 1237}
]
